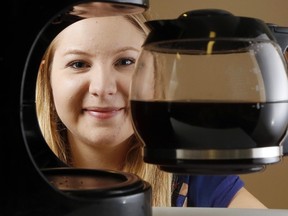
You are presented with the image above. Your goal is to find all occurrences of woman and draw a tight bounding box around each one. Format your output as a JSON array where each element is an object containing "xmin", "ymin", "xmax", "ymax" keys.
[{"xmin": 36, "ymin": 11, "xmax": 266, "ymax": 208}]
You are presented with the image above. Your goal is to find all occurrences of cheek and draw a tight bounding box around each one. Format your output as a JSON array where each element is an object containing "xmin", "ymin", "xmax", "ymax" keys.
[
  {"xmin": 52, "ymin": 84, "xmax": 69, "ymax": 118},
  {"xmin": 119, "ymin": 74, "xmax": 133, "ymax": 99},
  {"xmin": 51, "ymin": 75, "xmax": 83, "ymax": 116}
]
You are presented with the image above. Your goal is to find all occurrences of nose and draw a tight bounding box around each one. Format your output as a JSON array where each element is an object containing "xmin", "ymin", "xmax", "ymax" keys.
[{"xmin": 89, "ymin": 64, "xmax": 117, "ymax": 97}]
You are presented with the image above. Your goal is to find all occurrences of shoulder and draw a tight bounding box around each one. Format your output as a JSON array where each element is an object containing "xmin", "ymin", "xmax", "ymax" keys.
[{"xmin": 186, "ymin": 175, "xmax": 244, "ymax": 207}]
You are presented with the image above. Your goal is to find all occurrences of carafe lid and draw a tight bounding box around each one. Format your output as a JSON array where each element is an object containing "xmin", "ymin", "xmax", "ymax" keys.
[{"xmin": 143, "ymin": 9, "xmax": 277, "ymax": 53}]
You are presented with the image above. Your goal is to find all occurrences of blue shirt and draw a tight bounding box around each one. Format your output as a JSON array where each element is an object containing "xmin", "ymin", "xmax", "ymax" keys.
[{"xmin": 171, "ymin": 175, "xmax": 244, "ymax": 207}]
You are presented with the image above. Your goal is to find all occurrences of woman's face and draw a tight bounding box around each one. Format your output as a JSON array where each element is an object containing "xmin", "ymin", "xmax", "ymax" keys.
[{"xmin": 50, "ymin": 16, "xmax": 144, "ymax": 150}]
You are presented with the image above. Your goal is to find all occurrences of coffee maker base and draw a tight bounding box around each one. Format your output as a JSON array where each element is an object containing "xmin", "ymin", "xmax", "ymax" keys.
[{"xmin": 144, "ymin": 146, "xmax": 282, "ymax": 174}]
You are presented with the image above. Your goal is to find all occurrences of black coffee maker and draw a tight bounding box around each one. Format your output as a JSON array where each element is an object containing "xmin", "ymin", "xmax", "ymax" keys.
[
  {"xmin": 3, "ymin": 1, "xmax": 153, "ymax": 216},
  {"xmin": 2, "ymin": 1, "xmax": 288, "ymax": 215}
]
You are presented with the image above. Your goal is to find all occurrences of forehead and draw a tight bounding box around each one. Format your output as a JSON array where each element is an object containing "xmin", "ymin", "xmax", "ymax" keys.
[
  {"xmin": 53, "ymin": 16, "xmax": 144, "ymax": 51},
  {"xmin": 58, "ymin": 16, "xmax": 142, "ymax": 40}
]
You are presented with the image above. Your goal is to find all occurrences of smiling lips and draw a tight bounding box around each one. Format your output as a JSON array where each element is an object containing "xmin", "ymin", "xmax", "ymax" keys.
[{"xmin": 85, "ymin": 107, "xmax": 124, "ymax": 119}]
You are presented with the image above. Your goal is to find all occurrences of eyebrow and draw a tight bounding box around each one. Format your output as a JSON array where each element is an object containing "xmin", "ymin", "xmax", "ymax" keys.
[
  {"xmin": 62, "ymin": 46, "xmax": 140, "ymax": 57},
  {"xmin": 116, "ymin": 46, "xmax": 141, "ymax": 52}
]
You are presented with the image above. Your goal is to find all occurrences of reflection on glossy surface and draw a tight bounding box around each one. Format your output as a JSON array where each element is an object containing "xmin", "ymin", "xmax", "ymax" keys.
[
  {"xmin": 71, "ymin": 2, "xmax": 146, "ymax": 17},
  {"xmin": 42, "ymin": 167, "xmax": 149, "ymax": 197},
  {"xmin": 47, "ymin": 1, "xmax": 148, "ymax": 39}
]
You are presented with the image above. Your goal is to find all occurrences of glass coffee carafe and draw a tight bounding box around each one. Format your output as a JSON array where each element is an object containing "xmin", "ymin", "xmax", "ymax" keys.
[{"xmin": 129, "ymin": 9, "xmax": 288, "ymax": 174}]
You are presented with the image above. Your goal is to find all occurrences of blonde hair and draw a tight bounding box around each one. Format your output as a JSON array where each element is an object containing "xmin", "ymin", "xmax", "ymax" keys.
[{"xmin": 35, "ymin": 11, "xmax": 172, "ymax": 207}]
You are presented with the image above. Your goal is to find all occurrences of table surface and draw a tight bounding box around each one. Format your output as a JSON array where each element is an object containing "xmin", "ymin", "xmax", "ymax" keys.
[{"xmin": 152, "ymin": 207, "xmax": 288, "ymax": 216}]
